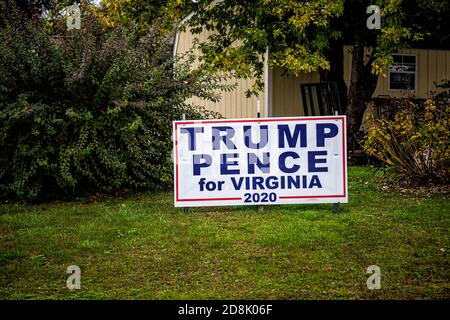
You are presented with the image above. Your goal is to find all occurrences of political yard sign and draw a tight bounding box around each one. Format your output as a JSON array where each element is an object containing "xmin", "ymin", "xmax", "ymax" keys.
[{"xmin": 173, "ymin": 116, "xmax": 347, "ymax": 207}]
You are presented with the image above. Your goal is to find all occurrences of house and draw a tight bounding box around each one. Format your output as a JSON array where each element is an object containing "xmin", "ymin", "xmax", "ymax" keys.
[{"xmin": 173, "ymin": 17, "xmax": 450, "ymax": 120}]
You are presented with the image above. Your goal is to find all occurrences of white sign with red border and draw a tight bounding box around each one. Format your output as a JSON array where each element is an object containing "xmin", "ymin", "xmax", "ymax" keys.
[{"xmin": 173, "ymin": 116, "xmax": 347, "ymax": 207}]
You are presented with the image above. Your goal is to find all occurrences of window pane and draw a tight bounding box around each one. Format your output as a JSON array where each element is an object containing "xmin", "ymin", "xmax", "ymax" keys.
[
  {"xmin": 392, "ymin": 55, "xmax": 402, "ymax": 63},
  {"xmin": 389, "ymin": 54, "xmax": 416, "ymax": 90},
  {"xmin": 403, "ymin": 55, "xmax": 416, "ymax": 64},
  {"xmin": 402, "ymin": 64, "xmax": 416, "ymax": 72},
  {"xmin": 390, "ymin": 73, "xmax": 415, "ymax": 90}
]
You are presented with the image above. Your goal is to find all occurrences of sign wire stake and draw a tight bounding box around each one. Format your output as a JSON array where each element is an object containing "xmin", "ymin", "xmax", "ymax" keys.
[{"xmin": 332, "ymin": 202, "xmax": 341, "ymax": 213}]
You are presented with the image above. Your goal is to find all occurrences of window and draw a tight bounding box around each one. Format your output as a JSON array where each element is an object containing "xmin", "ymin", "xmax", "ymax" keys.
[{"xmin": 388, "ymin": 54, "xmax": 416, "ymax": 90}]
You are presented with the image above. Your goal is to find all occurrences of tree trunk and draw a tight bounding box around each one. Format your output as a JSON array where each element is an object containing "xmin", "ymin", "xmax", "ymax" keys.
[
  {"xmin": 346, "ymin": 31, "xmax": 379, "ymax": 138},
  {"xmin": 319, "ymin": 39, "xmax": 348, "ymax": 113}
]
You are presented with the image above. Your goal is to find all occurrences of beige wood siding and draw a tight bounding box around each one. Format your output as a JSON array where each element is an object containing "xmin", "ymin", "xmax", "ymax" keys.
[
  {"xmin": 272, "ymin": 68, "xmax": 320, "ymax": 117},
  {"xmin": 343, "ymin": 46, "xmax": 450, "ymax": 99},
  {"xmin": 175, "ymin": 26, "xmax": 265, "ymax": 119}
]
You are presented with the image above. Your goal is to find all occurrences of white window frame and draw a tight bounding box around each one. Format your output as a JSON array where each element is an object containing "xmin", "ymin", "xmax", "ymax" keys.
[{"xmin": 388, "ymin": 53, "xmax": 417, "ymax": 91}]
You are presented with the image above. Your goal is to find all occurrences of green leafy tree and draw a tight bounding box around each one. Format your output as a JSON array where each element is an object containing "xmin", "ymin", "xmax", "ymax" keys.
[
  {"xmin": 97, "ymin": 0, "xmax": 194, "ymax": 34},
  {"xmin": 0, "ymin": 1, "xmax": 229, "ymax": 201}
]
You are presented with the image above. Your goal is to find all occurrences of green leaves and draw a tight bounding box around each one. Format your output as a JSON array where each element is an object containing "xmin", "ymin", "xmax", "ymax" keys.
[
  {"xmin": 0, "ymin": 5, "xmax": 225, "ymax": 201},
  {"xmin": 174, "ymin": 0, "xmax": 344, "ymax": 93},
  {"xmin": 363, "ymin": 95, "xmax": 450, "ymax": 184},
  {"xmin": 174, "ymin": 0, "xmax": 448, "ymax": 92}
]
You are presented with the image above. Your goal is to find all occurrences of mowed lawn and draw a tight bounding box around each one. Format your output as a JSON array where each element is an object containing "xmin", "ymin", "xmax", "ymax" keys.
[{"xmin": 0, "ymin": 166, "xmax": 448, "ymax": 300}]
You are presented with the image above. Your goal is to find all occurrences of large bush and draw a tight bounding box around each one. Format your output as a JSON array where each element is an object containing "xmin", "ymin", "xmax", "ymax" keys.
[
  {"xmin": 0, "ymin": 5, "xmax": 230, "ymax": 201},
  {"xmin": 363, "ymin": 95, "xmax": 450, "ymax": 185}
]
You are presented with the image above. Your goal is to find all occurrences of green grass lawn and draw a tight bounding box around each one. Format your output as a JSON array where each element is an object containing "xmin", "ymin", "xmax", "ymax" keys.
[{"xmin": 0, "ymin": 166, "xmax": 448, "ymax": 299}]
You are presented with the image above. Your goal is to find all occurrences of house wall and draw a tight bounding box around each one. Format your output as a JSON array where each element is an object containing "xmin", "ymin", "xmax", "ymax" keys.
[
  {"xmin": 271, "ymin": 68, "xmax": 320, "ymax": 117},
  {"xmin": 343, "ymin": 46, "xmax": 450, "ymax": 99},
  {"xmin": 175, "ymin": 25, "xmax": 266, "ymax": 119},
  {"xmin": 274, "ymin": 46, "xmax": 450, "ymax": 117},
  {"xmin": 176, "ymin": 24, "xmax": 450, "ymax": 119}
]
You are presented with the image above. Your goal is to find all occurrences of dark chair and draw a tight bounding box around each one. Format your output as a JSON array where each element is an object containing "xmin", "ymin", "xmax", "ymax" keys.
[{"xmin": 300, "ymin": 82, "xmax": 343, "ymax": 116}]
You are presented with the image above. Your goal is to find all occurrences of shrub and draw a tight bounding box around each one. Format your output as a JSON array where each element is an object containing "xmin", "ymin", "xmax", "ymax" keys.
[
  {"xmin": 0, "ymin": 6, "xmax": 231, "ymax": 201},
  {"xmin": 363, "ymin": 95, "xmax": 450, "ymax": 185}
]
